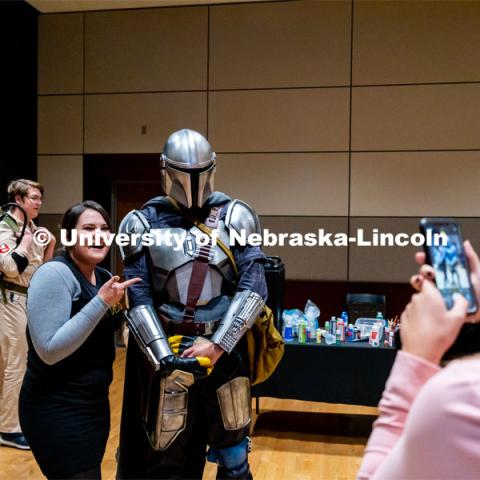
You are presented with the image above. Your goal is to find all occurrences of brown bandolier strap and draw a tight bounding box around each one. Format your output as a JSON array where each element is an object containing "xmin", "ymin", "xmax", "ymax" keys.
[
  {"xmin": 183, "ymin": 206, "xmax": 221, "ymax": 322},
  {"xmin": 167, "ymin": 197, "xmax": 238, "ymax": 276}
]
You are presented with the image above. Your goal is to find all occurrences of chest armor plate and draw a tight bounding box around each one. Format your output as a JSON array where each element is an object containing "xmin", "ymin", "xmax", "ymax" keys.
[{"xmin": 147, "ymin": 221, "xmax": 235, "ymax": 305}]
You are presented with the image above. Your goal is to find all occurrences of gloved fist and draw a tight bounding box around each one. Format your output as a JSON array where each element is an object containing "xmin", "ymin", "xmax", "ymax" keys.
[
  {"xmin": 163, "ymin": 335, "xmax": 213, "ymax": 378},
  {"xmin": 168, "ymin": 335, "xmax": 196, "ymax": 356}
]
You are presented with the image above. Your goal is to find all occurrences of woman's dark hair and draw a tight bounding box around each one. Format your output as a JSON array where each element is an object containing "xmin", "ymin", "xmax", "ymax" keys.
[{"xmin": 61, "ymin": 200, "xmax": 112, "ymax": 244}]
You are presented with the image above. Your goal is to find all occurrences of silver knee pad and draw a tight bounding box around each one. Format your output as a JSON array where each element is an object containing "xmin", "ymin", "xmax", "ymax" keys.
[
  {"xmin": 216, "ymin": 376, "xmax": 252, "ymax": 431},
  {"xmin": 146, "ymin": 369, "xmax": 194, "ymax": 451}
]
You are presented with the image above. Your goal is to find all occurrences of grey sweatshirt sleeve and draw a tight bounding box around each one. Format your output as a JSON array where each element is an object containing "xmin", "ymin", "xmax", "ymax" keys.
[{"xmin": 27, "ymin": 261, "xmax": 111, "ymax": 365}]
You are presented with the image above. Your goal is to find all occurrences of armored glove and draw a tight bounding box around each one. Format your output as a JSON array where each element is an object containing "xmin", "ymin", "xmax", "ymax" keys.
[
  {"xmin": 169, "ymin": 334, "xmax": 198, "ymax": 355},
  {"xmin": 160, "ymin": 335, "xmax": 213, "ymax": 379}
]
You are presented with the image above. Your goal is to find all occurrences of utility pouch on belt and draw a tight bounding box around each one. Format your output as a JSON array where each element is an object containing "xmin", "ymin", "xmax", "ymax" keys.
[
  {"xmin": 142, "ymin": 369, "xmax": 194, "ymax": 451},
  {"xmin": 216, "ymin": 376, "xmax": 252, "ymax": 431}
]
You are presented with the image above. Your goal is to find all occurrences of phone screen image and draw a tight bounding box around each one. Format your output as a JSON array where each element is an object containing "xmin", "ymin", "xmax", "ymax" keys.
[{"xmin": 426, "ymin": 223, "xmax": 476, "ymax": 312}]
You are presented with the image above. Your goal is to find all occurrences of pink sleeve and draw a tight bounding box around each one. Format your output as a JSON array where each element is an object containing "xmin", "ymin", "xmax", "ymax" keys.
[{"xmin": 357, "ymin": 350, "xmax": 441, "ymax": 480}]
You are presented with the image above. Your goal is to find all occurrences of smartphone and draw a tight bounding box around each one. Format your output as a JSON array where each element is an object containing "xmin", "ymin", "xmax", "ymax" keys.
[{"xmin": 420, "ymin": 218, "xmax": 477, "ymax": 314}]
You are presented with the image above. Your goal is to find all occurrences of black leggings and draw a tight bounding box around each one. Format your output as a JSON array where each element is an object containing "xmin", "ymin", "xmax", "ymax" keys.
[{"xmin": 52, "ymin": 465, "xmax": 101, "ymax": 480}]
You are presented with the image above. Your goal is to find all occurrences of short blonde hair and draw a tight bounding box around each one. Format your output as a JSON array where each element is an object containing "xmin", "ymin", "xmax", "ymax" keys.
[{"xmin": 7, "ymin": 179, "xmax": 44, "ymax": 202}]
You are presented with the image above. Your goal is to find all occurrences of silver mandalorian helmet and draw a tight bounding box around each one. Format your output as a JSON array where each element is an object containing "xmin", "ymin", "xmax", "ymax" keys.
[{"xmin": 161, "ymin": 129, "xmax": 216, "ymax": 208}]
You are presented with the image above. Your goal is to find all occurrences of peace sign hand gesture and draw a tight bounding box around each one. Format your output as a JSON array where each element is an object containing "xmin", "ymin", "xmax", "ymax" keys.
[{"xmin": 98, "ymin": 275, "xmax": 141, "ymax": 306}]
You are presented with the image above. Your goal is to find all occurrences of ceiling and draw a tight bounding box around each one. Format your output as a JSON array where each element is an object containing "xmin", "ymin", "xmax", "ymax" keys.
[{"xmin": 26, "ymin": 0, "xmax": 277, "ymax": 14}]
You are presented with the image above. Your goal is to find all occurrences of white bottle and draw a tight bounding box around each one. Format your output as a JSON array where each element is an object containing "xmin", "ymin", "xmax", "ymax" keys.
[{"xmin": 370, "ymin": 325, "xmax": 380, "ymax": 347}]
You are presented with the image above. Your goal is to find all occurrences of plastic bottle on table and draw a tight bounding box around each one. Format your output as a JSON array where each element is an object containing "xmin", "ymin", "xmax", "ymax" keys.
[
  {"xmin": 321, "ymin": 329, "xmax": 335, "ymax": 345},
  {"xmin": 325, "ymin": 320, "xmax": 330, "ymax": 333},
  {"xmin": 376, "ymin": 311, "xmax": 385, "ymax": 327},
  {"xmin": 336, "ymin": 328, "xmax": 342, "ymax": 344},
  {"xmin": 355, "ymin": 326, "xmax": 361, "ymax": 340},
  {"xmin": 330, "ymin": 316, "xmax": 336, "ymax": 336},
  {"xmin": 282, "ymin": 317, "xmax": 294, "ymax": 342},
  {"xmin": 346, "ymin": 324, "xmax": 354, "ymax": 342},
  {"xmin": 370, "ymin": 325, "xmax": 380, "ymax": 347},
  {"xmin": 298, "ymin": 320, "xmax": 307, "ymax": 343},
  {"xmin": 337, "ymin": 318, "xmax": 345, "ymax": 341}
]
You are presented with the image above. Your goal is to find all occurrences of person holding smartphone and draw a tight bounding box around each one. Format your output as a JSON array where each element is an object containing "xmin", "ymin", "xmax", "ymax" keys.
[{"xmin": 357, "ymin": 240, "xmax": 480, "ymax": 479}]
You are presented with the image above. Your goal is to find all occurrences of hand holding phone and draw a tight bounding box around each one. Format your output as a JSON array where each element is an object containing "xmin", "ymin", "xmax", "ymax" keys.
[
  {"xmin": 401, "ymin": 280, "xmax": 468, "ymax": 364},
  {"xmin": 420, "ymin": 218, "xmax": 478, "ymax": 314}
]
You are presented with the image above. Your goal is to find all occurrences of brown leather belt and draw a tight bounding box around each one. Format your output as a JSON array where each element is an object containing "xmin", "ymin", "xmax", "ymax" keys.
[
  {"xmin": 2, "ymin": 281, "xmax": 28, "ymax": 295},
  {"xmin": 159, "ymin": 312, "xmax": 217, "ymax": 336}
]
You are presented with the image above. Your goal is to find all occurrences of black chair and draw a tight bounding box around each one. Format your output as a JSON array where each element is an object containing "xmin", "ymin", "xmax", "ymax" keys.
[{"xmin": 346, "ymin": 293, "xmax": 386, "ymax": 323}]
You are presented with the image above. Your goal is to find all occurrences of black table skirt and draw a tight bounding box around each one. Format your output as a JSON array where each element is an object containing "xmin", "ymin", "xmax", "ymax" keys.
[{"xmin": 252, "ymin": 341, "xmax": 397, "ymax": 407}]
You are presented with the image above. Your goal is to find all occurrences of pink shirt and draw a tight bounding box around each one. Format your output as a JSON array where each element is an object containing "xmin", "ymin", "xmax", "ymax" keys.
[{"xmin": 358, "ymin": 351, "xmax": 480, "ymax": 479}]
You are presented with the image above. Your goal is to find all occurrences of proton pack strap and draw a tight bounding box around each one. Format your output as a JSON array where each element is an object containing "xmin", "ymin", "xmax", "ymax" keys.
[
  {"xmin": 3, "ymin": 215, "xmax": 18, "ymax": 232},
  {"xmin": 167, "ymin": 196, "xmax": 239, "ymax": 276},
  {"xmin": 184, "ymin": 206, "xmax": 221, "ymax": 322},
  {"xmin": 1, "ymin": 204, "xmax": 28, "ymax": 247}
]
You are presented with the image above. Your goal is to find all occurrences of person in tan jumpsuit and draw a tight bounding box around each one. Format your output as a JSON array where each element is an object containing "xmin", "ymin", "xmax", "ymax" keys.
[{"xmin": 0, "ymin": 179, "xmax": 55, "ymax": 449}]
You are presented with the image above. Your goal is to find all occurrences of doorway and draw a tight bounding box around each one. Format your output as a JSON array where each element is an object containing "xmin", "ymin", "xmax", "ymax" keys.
[
  {"xmin": 83, "ymin": 154, "xmax": 163, "ymax": 274},
  {"xmin": 111, "ymin": 180, "xmax": 161, "ymax": 276}
]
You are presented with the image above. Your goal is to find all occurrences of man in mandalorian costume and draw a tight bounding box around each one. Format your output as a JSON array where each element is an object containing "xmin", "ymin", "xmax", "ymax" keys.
[{"xmin": 117, "ymin": 129, "xmax": 267, "ymax": 479}]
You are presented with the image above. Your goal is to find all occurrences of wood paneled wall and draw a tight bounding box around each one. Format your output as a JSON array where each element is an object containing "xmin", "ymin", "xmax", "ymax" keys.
[{"xmin": 37, "ymin": 0, "xmax": 480, "ymax": 282}]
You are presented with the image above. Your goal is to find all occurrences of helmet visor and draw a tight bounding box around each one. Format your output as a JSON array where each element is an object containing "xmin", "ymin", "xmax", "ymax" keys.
[{"xmin": 165, "ymin": 163, "xmax": 215, "ymax": 208}]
